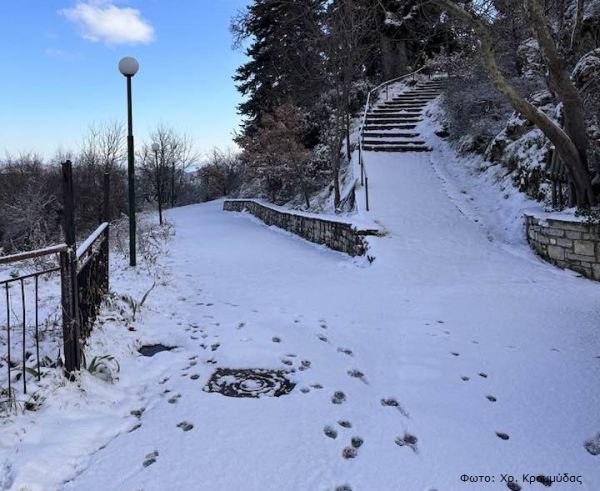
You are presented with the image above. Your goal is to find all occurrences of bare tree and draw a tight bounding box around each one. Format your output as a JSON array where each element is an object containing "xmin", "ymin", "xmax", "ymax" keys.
[
  {"xmin": 320, "ymin": 0, "xmax": 377, "ymax": 208},
  {"xmin": 199, "ymin": 148, "xmax": 243, "ymax": 200},
  {"xmin": 139, "ymin": 125, "xmax": 199, "ymax": 224}
]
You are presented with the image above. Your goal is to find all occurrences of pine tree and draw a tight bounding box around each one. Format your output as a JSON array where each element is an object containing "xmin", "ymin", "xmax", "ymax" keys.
[{"xmin": 232, "ymin": 0, "xmax": 324, "ymax": 139}]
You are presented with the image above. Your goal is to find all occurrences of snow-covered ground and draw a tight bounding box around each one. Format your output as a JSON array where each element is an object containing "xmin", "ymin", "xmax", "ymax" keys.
[{"xmin": 1, "ymin": 91, "xmax": 600, "ymax": 490}]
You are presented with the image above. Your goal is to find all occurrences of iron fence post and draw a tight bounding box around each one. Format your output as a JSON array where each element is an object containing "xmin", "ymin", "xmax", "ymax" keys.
[{"xmin": 61, "ymin": 161, "xmax": 81, "ymax": 375}]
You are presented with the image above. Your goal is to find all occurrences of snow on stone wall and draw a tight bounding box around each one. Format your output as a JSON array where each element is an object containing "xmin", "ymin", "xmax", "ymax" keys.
[
  {"xmin": 525, "ymin": 214, "xmax": 600, "ymax": 280},
  {"xmin": 223, "ymin": 199, "xmax": 376, "ymax": 257}
]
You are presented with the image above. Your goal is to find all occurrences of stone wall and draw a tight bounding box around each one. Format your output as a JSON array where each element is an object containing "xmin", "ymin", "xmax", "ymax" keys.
[
  {"xmin": 525, "ymin": 213, "xmax": 600, "ymax": 280},
  {"xmin": 223, "ymin": 199, "xmax": 378, "ymax": 257}
]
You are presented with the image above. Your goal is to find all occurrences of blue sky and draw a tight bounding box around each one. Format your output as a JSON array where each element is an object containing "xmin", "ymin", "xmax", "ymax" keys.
[{"xmin": 0, "ymin": 0, "xmax": 250, "ymax": 159}]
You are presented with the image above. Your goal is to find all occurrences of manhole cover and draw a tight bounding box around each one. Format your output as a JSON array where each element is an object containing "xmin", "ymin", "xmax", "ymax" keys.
[
  {"xmin": 138, "ymin": 344, "xmax": 176, "ymax": 357},
  {"xmin": 204, "ymin": 368, "xmax": 295, "ymax": 398}
]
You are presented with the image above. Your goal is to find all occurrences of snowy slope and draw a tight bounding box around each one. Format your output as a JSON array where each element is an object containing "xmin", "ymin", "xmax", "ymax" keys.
[{"xmin": 1, "ymin": 93, "xmax": 600, "ymax": 490}]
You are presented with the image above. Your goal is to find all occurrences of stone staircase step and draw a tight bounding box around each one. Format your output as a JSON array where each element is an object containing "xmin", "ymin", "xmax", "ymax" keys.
[
  {"xmin": 391, "ymin": 96, "xmax": 438, "ymax": 100},
  {"xmin": 363, "ymin": 139, "xmax": 426, "ymax": 146},
  {"xmin": 366, "ymin": 118, "xmax": 422, "ymax": 124},
  {"xmin": 362, "ymin": 132, "xmax": 420, "ymax": 138},
  {"xmin": 386, "ymin": 102, "xmax": 434, "ymax": 106},
  {"xmin": 385, "ymin": 99, "xmax": 435, "ymax": 104},
  {"xmin": 380, "ymin": 107, "xmax": 428, "ymax": 112},
  {"xmin": 363, "ymin": 144, "xmax": 432, "ymax": 152},
  {"xmin": 368, "ymin": 112, "xmax": 422, "ymax": 118},
  {"xmin": 364, "ymin": 123, "xmax": 418, "ymax": 130},
  {"xmin": 372, "ymin": 107, "xmax": 423, "ymax": 112}
]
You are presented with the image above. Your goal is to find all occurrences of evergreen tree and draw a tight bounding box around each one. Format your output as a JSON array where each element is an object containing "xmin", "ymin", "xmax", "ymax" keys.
[{"xmin": 232, "ymin": 0, "xmax": 324, "ymax": 139}]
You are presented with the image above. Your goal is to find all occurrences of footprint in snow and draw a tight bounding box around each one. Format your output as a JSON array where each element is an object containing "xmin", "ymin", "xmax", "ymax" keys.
[
  {"xmin": 177, "ymin": 421, "xmax": 194, "ymax": 432},
  {"xmin": 332, "ymin": 391, "xmax": 346, "ymax": 405},
  {"xmin": 342, "ymin": 447, "xmax": 357, "ymax": 459},
  {"xmin": 338, "ymin": 420, "xmax": 352, "ymax": 429},
  {"xmin": 335, "ymin": 485, "xmax": 353, "ymax": 491},
  {"xmin": 299, "ymin": 360, "xmax": 311, "ymax": 371},
  {"xmin": 584, "ymin": 433, "xmax": 600, "ymax": 456},
  {"xmin": 168, "ymin": 394, "xmax": 182, "ymax": 404},
  {"xmin": 211, "ymin": 343, "xmax": 220, "ymax": 352},
  {"xmin": 272, "ymin": 336, "xmax": 282, "ymax": 343},
  {"xmin": 311, "ymin": 384, "xmax": 323, "ymax": 390},
  {"xmin": 130, "ymin": 408, "xmax": 145, "ymax": 419},
  {"xmin": 324, "ymin": 426, "xmax": 337, "ymax": 439},
  {"xmin": 300, "ymin": 387, "xmax": 310, "ymax": 394},
  {"xmin": 496, "ymin": 432, "xmax": 510, "ymax": 440},
  {"xmin": 351, "ymin": 437, "xmax": 363, "ymax": 448},
  {"xmin": 347, "ymin": 369, "xmax": 367, "ymax": 384},
  {"xmin": 506, "ymin": 482, "xmax": 522, "ymax": 491},
  {"xmin": 486, "ymin": 395, "xmax": 497, "ymax": 402},
  {"xmin": 337, "ymin": 347, "xmax": 353, "ymax": 356},
  {"xmin": 381, "ymin": 398, "xmax": 409, "ymax": 418},
  {"xmin": 395, "ymin": 433, "xmax": 418, "ymax": 453},
  {"xmin": 143, "ymin": 450, "xmax": 159, "ymax": 467},
  {"xmin": 190, "ymin": 374, "xmax": 200, "ymax": 380},
  {"xmin": 461, "ymin": 376, "xmax": 470, "ymax": 382},
  {"xmin": 450, "ymin": 352, "xmax": 460, "ymax": 357},
  {"xmin": 281, "ymin": 358, "xmax": 293, "ymax": 366},
  {"xmin": 318, "ymin": 334, "xmax": 328, "ymax": 343},
  {"xmin": 479, "ymin": 372, "xmax": 488, "ymax": 378}
]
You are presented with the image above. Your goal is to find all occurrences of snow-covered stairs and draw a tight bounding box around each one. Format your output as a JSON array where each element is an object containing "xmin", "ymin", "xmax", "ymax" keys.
[{"xmin": 362, "ymin": 79, "xmax": 443, "ymax": 152}]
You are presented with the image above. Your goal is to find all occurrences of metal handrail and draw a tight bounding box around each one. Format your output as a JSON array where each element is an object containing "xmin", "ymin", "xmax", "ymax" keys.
[
  {"xmin": 358, "ymin": 66, "xmax": 427, "ymax": 211},
  {"xmin": 0, "ymin": 243, "xmax": 68, "ymax": 266},
  {"xmin": 77, "ymin": 222, "xmax": 108, "ymax": 259}
]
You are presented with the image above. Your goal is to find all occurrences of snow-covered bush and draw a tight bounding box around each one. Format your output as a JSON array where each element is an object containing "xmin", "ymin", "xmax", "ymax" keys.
[{"xmin": 441, "ymin": 72, "xmax": 543, "ymax": 154}]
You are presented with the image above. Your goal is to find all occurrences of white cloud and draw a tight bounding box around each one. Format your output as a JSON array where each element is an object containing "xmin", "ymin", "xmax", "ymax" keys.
[{"xmin": 60, "ymin": 2, "xmax": 155, "ymax": 45}]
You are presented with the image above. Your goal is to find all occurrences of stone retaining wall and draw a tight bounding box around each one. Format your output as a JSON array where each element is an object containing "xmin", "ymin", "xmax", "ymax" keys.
[
  {"xmin": 525, "ymin": 213, "xmax": 600, "ymax": 281},
  {"xmin": 223, "ymin": 200, "xmax": 378, "ymax": 257}
]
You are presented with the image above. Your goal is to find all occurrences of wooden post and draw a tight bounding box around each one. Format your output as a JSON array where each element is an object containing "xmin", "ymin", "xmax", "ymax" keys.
[{"xmin": 61, "ymin": 161, "xmax": 81, "ymax": 374}]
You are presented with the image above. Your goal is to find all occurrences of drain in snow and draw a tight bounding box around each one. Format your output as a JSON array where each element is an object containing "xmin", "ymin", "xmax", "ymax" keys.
[
  {"xmin": 204, "ymin": 368, "xmax": 295, "ymax": 398},
  {"xmin": 139, "ymin": 344, "xmax": 176, "ymax": 357}
]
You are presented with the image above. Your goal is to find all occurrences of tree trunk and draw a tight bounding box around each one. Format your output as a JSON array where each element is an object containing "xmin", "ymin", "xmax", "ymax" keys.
[
  {"xmin": 156, "ymin": 170, "xmax": 163, "ymax": 225},
  {"xmin": 346, "ymin": 112, "xmax": 351, "ymax": 162},
  {"xmin": 434, "ymin": 0, "xmax": 594, "ymax": 206},
  {"xmin": 170, "ymin": 161, "xmax": 176, "ymax": 207},
  {"xmin": 303, "ymin": 185, "xmax": 311, "ymax": 209}
]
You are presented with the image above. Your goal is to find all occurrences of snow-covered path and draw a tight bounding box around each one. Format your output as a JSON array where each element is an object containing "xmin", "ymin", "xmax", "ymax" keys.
[{"xmin": 11, "ymin": 152, "xmax": 600, "ymax": 490}]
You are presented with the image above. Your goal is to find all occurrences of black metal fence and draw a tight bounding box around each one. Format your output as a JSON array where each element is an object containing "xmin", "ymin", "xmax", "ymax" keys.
[
  {"xmin": 77, "ymin": 223, "xmax": 109, "ymax": 338},
  {"xmin": 0, "ymin": 160, "xmax": 111, "ymax": 403},
  {"xmin": 0, "ymin": 245, "xmax": 66, "ymax": 398}
]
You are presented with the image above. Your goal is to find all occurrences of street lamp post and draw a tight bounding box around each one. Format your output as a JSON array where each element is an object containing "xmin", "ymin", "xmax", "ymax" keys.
[
  {"xmin": 118, "ymin": 56, "xmax": 139, "ymax": 267},
  {"xmin": 151, "ymin": 142, "xmax": 163, "ymax": 225}
]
